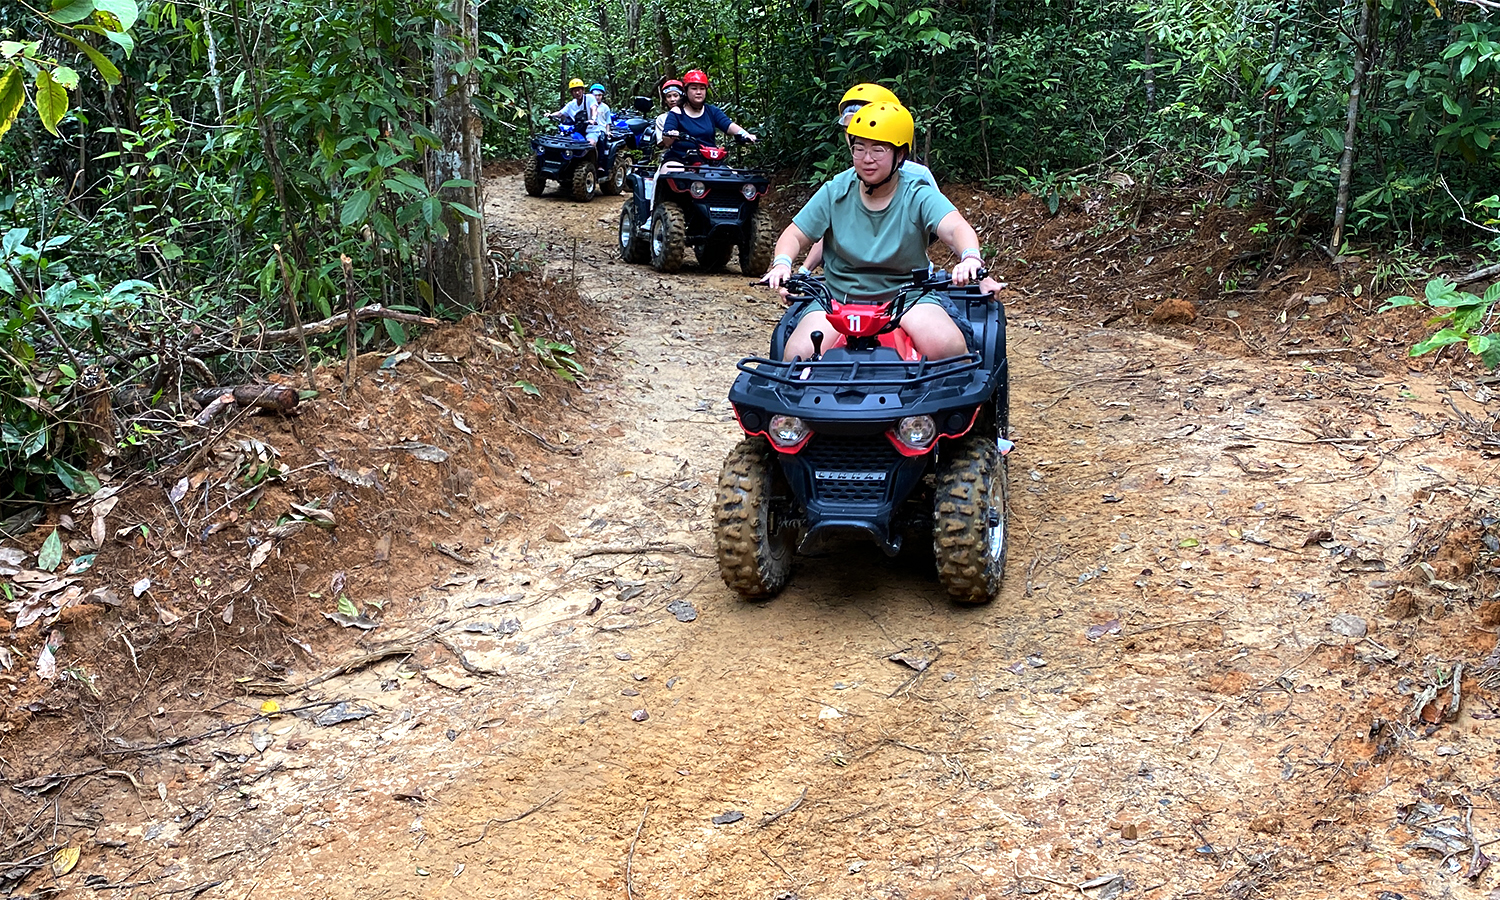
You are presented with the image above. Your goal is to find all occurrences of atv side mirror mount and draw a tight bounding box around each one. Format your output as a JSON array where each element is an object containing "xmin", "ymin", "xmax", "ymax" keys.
[{"xmin": 810, "ymin": 330, "xmax": 824, "ymax": 359}]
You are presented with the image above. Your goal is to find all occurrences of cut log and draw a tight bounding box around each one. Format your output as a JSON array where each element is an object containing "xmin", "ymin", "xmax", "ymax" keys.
[{"xmin": 189, "ymin": 384, "xmax": 300, "ymax": 414}]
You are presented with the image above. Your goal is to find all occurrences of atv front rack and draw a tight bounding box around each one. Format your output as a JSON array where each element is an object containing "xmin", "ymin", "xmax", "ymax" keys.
[{"xmin": 736, "ymin": 352, "xmax": 982, "ymax": 389}]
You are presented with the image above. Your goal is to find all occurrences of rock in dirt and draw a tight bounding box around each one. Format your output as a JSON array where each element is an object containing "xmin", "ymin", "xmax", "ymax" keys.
[
  {"xmin": 544, "ymin": 524, "xmax": 569, "ymax": 542},
  {"xmin": 307, "ymin": 702, "xmax": 377, "ymax": 726},
  {"xmin": 889, "ymin": 650, "xmax": 931, "ymax": 672},
  {"xmin": 464, "ymin": 618, "xmax": 521, "ymax": 635},
  {"xmin": 463, "ymin": 593, "xmax": 523, "ymax": 608},
  {"xmin": 1330, "ymin": 613, "xmax": 1368, "ymax": 638},
  {"xmin": 710, "ymin": 810, "xmax": 745, "ymax": 825},
  {"xmin": 666, "ymin": 599, "xmax": 698, "ymax": 622},
  {"xmin": 630, "ymin": 709, "xmax": 649, "ymax": 722}
]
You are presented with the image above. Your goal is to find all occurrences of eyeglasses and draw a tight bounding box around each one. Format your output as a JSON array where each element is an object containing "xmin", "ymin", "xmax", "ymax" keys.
[{"xmin": 849, "ymin": 141, "xmax": 892, "ymax": 159}]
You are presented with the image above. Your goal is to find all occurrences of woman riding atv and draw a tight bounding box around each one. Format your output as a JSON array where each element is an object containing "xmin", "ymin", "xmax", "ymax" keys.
[
  {"xmin": 761, "ymin": 101, "xmax": 986, "ymax": 362},
  {"xmin": 660, "ymin": 70, "xmax": 757, "ymax": 171},
  {"xmin": 655, "ymin": 79, "xmax": 684, "ymax": 147}
]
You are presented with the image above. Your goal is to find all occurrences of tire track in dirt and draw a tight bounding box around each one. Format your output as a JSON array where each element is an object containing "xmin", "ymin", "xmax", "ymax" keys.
[{"xmin": 62, "ymin": 177, "xmax": 1496, "ymax": 899}]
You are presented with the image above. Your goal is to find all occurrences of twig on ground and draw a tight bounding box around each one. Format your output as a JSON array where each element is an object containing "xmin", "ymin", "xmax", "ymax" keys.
[
  {"xmin": 1285, "ymin": 347, "xmax": 1359, "ymax": 357},
  {"xmin": 759, "ymin": 787, "xmax": 808, "ymax": 828},
  {"xmin": 245, "ymin": 630, "xmax": 439, "ymax": 694},
  {"xmin": 456, "ymin": 791, "xmax": 563, "ymax": 848},
  {"xmin": 626, "ymin": 803, "xmax": 650, "ymax": 900},
  {"xmin": 433, "ymin": 635, "xmax": 504, "ymax": 676},
  {"xmin": 573, "ymin": 543, "xmax": 710, "ymax": 559},
  {"xmin": 513, "ymin": 422, "xmax": 577, "ymax": 455},
  {"xmin": 101, "ymin": 701, "xmax": 341, "ymax": 756},
  {"xmin": 1186, "ymin": 702, "xmax": 1226, "ymax": 738},
  {"xmin": 759, "ymin": 846, "xmax": 794, "ymax": 881}
]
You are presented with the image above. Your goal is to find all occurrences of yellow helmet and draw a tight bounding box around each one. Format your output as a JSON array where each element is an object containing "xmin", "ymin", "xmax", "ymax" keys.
[
  {"xmin": 839, "ymin": 83, "xmax": 900, "ymax": 109},
  {"xmin": 568, "ymin": 78, "xmax": 586, "ymax": 90},
  {"xmin": 845, "ymin": 101, "xmax": 913, "ymax": 152}
]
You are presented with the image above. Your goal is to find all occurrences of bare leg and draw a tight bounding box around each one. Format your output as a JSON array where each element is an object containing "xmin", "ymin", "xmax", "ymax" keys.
[
  {"xmin": 900, "ymin": 304, "xmax": 968, "ymax": 359},
  {"xmin": 783, "ymin": 311, "xmax": 834, "ymax": 361}
]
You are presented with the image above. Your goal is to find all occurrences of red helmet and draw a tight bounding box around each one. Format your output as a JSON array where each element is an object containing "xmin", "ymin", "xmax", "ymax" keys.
[
  {"xmin": 683, "ymin": 70, "xmax": 709, "ymax": 87},
  {"xmin": 662, "ymin": 79, "xmax": 684, "ymax": 93}
]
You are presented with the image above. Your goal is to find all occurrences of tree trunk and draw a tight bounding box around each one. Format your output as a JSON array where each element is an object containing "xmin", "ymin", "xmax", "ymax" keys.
[
  {"xmin": 597, "ymin": 2, "xmax": 616, "ymax": 89},
  {"xmin": 430, "ymin": 0, "xmax": 487, "ymax": 309},
  {"xmin": 1142, "ymin": 40, "xmax": 1155, "ymax": 105},
  {"xmin": 1330, "ymin": 0, "xmax": 1377, "ymax": 253},
  {"xmin": 656, "ymin": 8, "xmax": 675, "ymax": 78}
]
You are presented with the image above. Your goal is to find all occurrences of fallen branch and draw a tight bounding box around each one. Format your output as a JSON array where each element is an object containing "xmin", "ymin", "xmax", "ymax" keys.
[
  {"xmin": 433, "ymin": 634, "xmax": 504, "ymax": 676},
  {"xmin": 626, "ymin": 803, "xmax": 650, "ymax": 900},
  {"xmin": 572, "ymin": 543, "xmax": 710, "ymax": 560},
  {"xmin": 193, "ymin": 392, "xmax": 236, "ymax": 427},
  {"xmin": 97, "ymin": 306, "xmax": 442, "ymax": 368},
  {"xmin": 759, "ymin": 787, "xmax": 808, "ymax": 828},
  {"xmin": 1455, "ymin": 262, "xmax": 1500, "ymax": 286},
  {"xmin": 244, "ymin": 630, "xmax": 439, "ymax": 695},
  {"xmin": 1285, "ymin": 347, "xmax": 1359, "ymax": 357},
  {"xmin": 101, "ymin": 700, "xmax": 342, "ymax": 756}
]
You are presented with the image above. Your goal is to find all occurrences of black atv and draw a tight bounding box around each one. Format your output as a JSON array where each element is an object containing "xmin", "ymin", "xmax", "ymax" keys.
[
  {"xmin": 714, "ymin": 270, "xmax": 1011, "ymax": 604},
  {"xmin": 617, "ymin": 133, "xmax": 776, "ymax": 276},
  {"xmin": 523, "ymin": 102, "xmax": 647, "ymax": 202}
]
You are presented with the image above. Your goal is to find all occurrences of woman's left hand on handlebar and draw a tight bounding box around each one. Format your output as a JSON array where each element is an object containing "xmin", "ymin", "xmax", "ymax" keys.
[{"xmin": 952, "ymin": 257, "xmax": 983, "ymax": 286}]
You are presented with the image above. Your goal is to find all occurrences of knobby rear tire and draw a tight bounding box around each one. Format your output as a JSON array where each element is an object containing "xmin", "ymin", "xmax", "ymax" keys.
[
  {"xmin": 618, "ymin": 201, "xmax": 649, "ymax": 264},
  {"xmin": 714, "ymin": 437, "xmax": 793, "ymax": 600}
]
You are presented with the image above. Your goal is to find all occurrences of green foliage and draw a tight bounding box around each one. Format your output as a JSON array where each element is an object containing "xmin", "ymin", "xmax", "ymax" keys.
[
  {"xmin": 0, "ymin": 0, "xmax": 136, "ymax": 141},
  {"xmin": 1381, "ymin": 278, "xmax": 1500, "ymax": 370},
  {"xmin": 0, "ymin": 221, "xmax": 153, "ymax": 506}
]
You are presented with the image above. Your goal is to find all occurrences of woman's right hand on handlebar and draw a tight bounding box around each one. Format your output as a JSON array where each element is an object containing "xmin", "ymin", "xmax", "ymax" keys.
[{"xmin": 760, "ymin": 262, "xmax": 793, "ymax": 299}]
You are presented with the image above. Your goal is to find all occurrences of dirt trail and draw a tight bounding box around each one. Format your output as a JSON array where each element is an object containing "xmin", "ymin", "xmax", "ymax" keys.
[{"xmin": 20, "ymin": 177, "xmax": 1500, "ymax": 900}]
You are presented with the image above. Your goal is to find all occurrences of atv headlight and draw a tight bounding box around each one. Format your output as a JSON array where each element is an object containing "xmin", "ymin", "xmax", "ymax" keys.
[
  {"xmin": 895, "ymin": 415, "xmax": 937, "ymax": 450},
  {"xmin": 689, "ymin": 180, "xmax": 708, "ymax": 199},
  {"xmin": 741, "ymin": 183, "xmax": 758, "ymax": 200},
  {"xmin": 768, "ymin": 415, "xmax": 810, "ymax": 448}
]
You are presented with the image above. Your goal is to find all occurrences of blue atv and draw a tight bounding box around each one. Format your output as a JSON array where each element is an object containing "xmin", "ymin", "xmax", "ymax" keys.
[
  {"xmin": 616, "ymin": 132, "xmax": 775, "ymax": 276},
  {"xmin": 523, "ymin": 97, "xmax": 656, "ymax": 202}
]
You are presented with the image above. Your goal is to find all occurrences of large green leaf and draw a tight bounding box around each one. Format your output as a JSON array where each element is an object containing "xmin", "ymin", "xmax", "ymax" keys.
[
  {"xmin": 48, "ymin": 0, "xmax": 96, "ymax": 25},
  {"xmin": 101, "ymin": 29, "xmax": 133, "ymax": 56},
  {"xmin": 92, "ymin": 0, "xmax": 138, "ymax": 32},
  {"xmin": 0, "ymin": 68, "xmax": 23, "ymax": 144},
  {"xmin": 53, "ymin": 458, "xmax": 101, "ymax": 495},
  {"xmin": 38, "ymin": 528, "xmax": 63, "ymax": 572},
  {"xmin": 63, "ymin": 36, "xmax": 121, "ymax": 86},
  {"xmin": 35, "ymin": 70, "xmax": 68, "ymax": 136},
  {"xmin": 340, "ymin": 189, "xmax": 374, "ymax": 226}
]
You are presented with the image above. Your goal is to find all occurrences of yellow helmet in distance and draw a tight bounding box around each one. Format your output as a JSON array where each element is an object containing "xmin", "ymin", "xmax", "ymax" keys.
[
  {"xmin": 568, "ymin": 77, "xmax": 586, "ymax": 90},
  {"xmin": 839, "ymin": 83, "xmax": 900, "ymax": 109}
]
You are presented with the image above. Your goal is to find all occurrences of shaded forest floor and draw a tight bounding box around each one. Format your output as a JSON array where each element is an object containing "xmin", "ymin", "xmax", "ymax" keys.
[{"xmin": 1, "ymin": 170, "xmax": 1498, "ymax": 899}]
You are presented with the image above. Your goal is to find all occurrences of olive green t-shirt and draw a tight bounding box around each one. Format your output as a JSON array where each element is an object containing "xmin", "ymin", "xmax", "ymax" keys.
[{"xmin": 792, "ymin": 168, "xmax": 957, "ymax": 300}]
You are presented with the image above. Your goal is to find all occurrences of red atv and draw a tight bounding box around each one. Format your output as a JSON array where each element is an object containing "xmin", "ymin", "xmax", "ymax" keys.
[{"xmin": 715, "ymin": 270, "xmax": 1011, "ymax": 604}]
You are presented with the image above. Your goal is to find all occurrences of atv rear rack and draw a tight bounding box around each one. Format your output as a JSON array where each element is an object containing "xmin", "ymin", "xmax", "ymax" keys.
[{"xmin": 736, "ymin": 352, "xmax": 982, "ymax": 389}]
